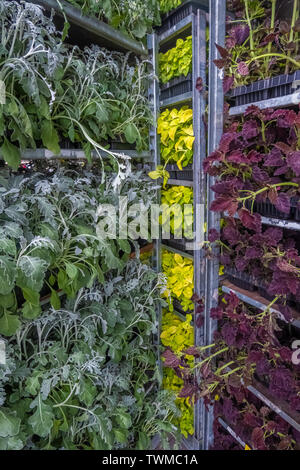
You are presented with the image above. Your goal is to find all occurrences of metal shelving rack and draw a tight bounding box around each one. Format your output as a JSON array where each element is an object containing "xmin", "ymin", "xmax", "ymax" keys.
[{"xmin": 152, "ymin": 0, "xmax": 209, "ymax": 450}]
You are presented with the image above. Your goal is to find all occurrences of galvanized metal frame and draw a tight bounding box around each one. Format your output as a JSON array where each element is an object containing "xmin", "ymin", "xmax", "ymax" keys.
[
  {"xmin": 203, "ymin": 0, "xmax": 226, "ymax": 451},
  {"xmin": 192, "ymin": 9, "xmax": 207, "ymax": 449},
  {"xmin": 155, "ymin": 6, "xmax": 208, "ymax": 450},
  {"xmin": 148, "ymin": 33, "xmax": 162, "ymax": 372}
]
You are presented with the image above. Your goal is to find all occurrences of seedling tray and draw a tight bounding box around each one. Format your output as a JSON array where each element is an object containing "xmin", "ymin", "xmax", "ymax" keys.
[
  {"xmin": 225, "ymin": 267, "xmax": 257, "ymax": 292},
  {"xmin": 158, "ymin": 0, "xmax": 209, "ymax": 35},
  {"xmin": 166, "ymin": 163, "xmax": 193, "ymax": 181},
  {"xmin": 160, "ymin": 73, "xmax": 193, "ymax": 101},
  {"xmin": 246, "ymin": 198, "xmax": 300, "ymax": 222},
  {"xmin": 228, "ymin": 70, "xmax": 300, "ymax": 107},
  {"xmin": 162, "ymin": 236, "xmax": 194, "ymax": 256}
]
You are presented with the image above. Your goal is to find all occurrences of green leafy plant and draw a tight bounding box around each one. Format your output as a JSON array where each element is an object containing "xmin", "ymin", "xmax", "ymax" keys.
[
  {"xmin": 64, "ymin": 0, "xmax": 161, "ymax": 40},
  {"xmin": 159, "ymin": 0, "xmax": 183, "ymax": 14},
  {"xmin": 0, "ymin": 1, "xmax": 153, "ymax": 171},
  {"xmin": 0, "ymin": 166, "xmax": 157, "ymax": 335},
  {"xmin": 0, "ymin": 259, "xmax": 179, "ymax": 449},
  {"xmin": 159, "ymin": 36, "xmax": 192, "ymax": 84}
]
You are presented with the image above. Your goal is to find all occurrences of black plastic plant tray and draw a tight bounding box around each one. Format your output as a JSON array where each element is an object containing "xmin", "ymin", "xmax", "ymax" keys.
[
  {"xmin": 228, "ymin": 70, "xmax": 300, "ymax": 107},
  {"xmin": 225, "ymin": 267, "xmax": 257, "ymax": 292},
  {"xmin": 158, "ymin": 0, "xmax": 209, "ymax": 35},
  {"xmin": 160, "ymin": 73, "xmax": 193, "ymax": 101},
  {"xmin": 166, "ymin": 163, "xmax": 193, "ymax": 180},
  {"xmin": 162, "ymin": 237, "xmax": 194, "ymax": 256},
  {"xmin": 173, "ymin": 298, "xmax": 193, "ymax": 315},
  {"xmin": 246, "ymin": 198, "xmax": 300, "ymax": 222}
]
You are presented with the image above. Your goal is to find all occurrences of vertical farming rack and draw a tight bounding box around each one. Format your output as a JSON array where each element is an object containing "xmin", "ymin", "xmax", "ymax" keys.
[{"xmin": 150, "ymin": 0, "xmax": 212, "ymax": 450}]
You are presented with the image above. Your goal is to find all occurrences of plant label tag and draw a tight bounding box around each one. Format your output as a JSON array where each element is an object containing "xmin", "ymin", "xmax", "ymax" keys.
[
  {"xmin": 245, "ymin": 445, "xmax": 251, "ymax": 450},
  {"xmin": 0, "ymin": 340, "xmax": 5, "ymax": 365}
]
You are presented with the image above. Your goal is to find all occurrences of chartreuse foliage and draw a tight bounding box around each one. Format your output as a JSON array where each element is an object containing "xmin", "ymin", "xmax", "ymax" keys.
[
  {"xmin": 160, "ymin": 0, "xmax": 182, "ymax": 14},
  {"xmin": 158, "ymin": 107, "xmax": 194, "ymax": 169},
  {"xmin": 161, "ymin": 310, "xmax": 194, "ymax": 355},
  {"xmin": 162, "ymin": 251, "xmax": 194, "ymax": 312},
  {"xmin": 0, "ymin": 261, "xmax": 179, "ymax": 450},
  {"xmin": 159, "ymin": 36, "xmax": 192, "ymax": 84},
  {"xmin": 64, "ymin": 0, "xmax": 161, "ymax": 40},
  {"xmin": 161, "ymin": 186, "xmax": 193, "ymax": 237},
  {"xmin": 161, "ymin": 310, "xmax": 194, "ymax": 438}
]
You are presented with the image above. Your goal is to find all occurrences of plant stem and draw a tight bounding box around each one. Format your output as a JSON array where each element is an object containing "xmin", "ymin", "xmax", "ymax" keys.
[
  {"xmin": 247, "ymin": 52, "xmax": 300, "ymax": 68},
  {"xmin": 266, "ymin": 0, "xmax": 276, "ymax": 74},
  {"xmin": 238, "ymin": 182, "xmax": 299, "ymax": 205},
  {"xmin": 244, "ymin": 0, "xmax": 255, "ymax": 57},
  {"xmin": 286, "ymin": 0, "xmax": 299, "ymax": 73}
]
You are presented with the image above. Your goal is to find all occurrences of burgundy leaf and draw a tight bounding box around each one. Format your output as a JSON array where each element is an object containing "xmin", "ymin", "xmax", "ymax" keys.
[
  {"xmin": 210, "ymin": 197, "xmax": 238, "ymax": 216},
  {"xmin": 287, "ymin": 151, "xmax": 300, "ymax": 176},
  {"xmin": 279, "ymin": 21, "xmax": 290, "ymax": 34},
  {"xmin": 215, "ymin": 43, "xmax": 229, "ymax": 59},
  {"xmin": 252, "ymin": 166, "xmax": 270, "ymax": 183},
  {"xmin": 223, "ymin": 75, "xmax": 234, "ymax": 93},
  {"xmin": 275, "ymin": 192, "xmax": 290, "ymax": 214},
  {"xmin": 227, "ymin": 150, "xmax": 246, "ymax": 163},
  {"xmin": 162, "ymin": 349, "xmax": 180, "ymax": 368},
  {"xmin": 232, "ymin": 24, "xmax": 250, "ymax": 45},
  {"xmin": 275, "ymin": 141, "xmax": 293, "ymax": 155},
  {"xmin": 210, "ymin": 307, "xmax": 224, "ymax": 320},
  {"xmin": 251, "ymin": 428, "xmax": 267, "ymax": 450},
  {"xmin": 242, "ymin": 119, "xmax": 259, "ymax": 139},
  {"xmin": 213, "ymin": 58, "xmax": 227, "ymax": 69},
  {"xmin": 196, "ymin": 77, "xmax": 203, "ymax": 92},
  {"xmin": 237, "ymin": 61, "xmax": 249, "ymax": 76},
  {"xmin": 208, "ymin": 228, "xmax": 220, "ymax": 242},
  {"xmin": 264, "ymin": 148, "xmax": 285, "ymax": 167},
  {"xmin": 178, "ymin": 383, "xmax": 198, "ymax": 399},
  {"xmin": 238, "ymin": 208, "xmax": 261, "ymax": 231},
  {"xmin": 184, "ymin": 346, "xmax": 201, "ymax": 358},
  {"xmin": 219, "ymin": 132, "xmax": 237, "ymax": 153}
]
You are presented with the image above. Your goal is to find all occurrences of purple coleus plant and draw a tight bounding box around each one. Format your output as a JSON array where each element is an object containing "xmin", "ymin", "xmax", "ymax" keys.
[
  {"xmin": 216, "ymin": 0, "xmax": 300, "ymax": 91},
  {"xmin": 213, "ymin": 389, "xmax": 299, "ymax": 450},
  {"xmin": 162, "ymin": 292, "xmax": 300, "ymax": 422},
  {"xmin": 204, "ymin": 105, "xmax": 300, "ymax": 232}
]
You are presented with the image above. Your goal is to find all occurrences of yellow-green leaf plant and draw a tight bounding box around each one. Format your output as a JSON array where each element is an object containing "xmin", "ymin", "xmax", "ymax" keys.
[
  {"xmin": 162, "ymin": 250, "xmax": 194, "ymax": 312},
  {"xmin": 159, "ymin": 36, "xmax": 192, "ymax": 84},
  {"xmin": 149, "ymin": 107, "xmax": 194, "ymax": 186},
  {"xmin": 161, "ymin": 185, "xmax": 193, "ymax": 238},
  {"xmin": 161, "ymin": 310, "xmax": 194, "ymax": 438},
  {"xmin": 159, "ymin": 107, "xmax": 194, "ymax": 169}
]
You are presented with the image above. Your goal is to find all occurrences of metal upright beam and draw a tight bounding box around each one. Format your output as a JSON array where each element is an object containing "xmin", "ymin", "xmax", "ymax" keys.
[
  {"xmin": 192, "ymin": 9, "xmax": 207, "ymax": 449},
  {"xmin": 203, "ymin": 0, "xmax": 226, "ymax": 451},
  {"xmin": 148, "ymin": 33, "xmax": 162, "ymax": 370}
]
